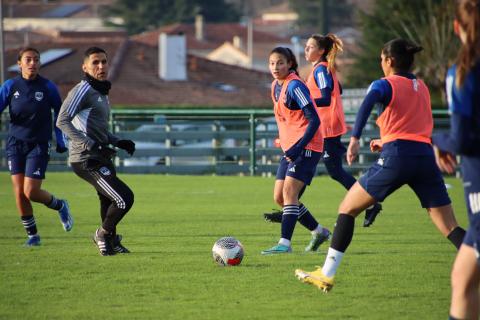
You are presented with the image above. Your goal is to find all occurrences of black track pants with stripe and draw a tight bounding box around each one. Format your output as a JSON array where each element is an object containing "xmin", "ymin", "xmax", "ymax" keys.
[{"xmin": 71, "ymin": 160, "xmax": 134, "ymax": 233}]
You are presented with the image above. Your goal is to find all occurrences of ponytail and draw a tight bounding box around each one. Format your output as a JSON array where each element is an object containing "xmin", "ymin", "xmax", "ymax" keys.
[
  {"xmin": 309, "ymin": 33, "xmax": 343, "ymax": 73},
  {"xmin": 382, "ymin": 38, "xmax": 423, "ymax": 73}
]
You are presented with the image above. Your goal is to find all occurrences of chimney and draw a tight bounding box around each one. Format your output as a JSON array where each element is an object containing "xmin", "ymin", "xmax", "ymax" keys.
[
  {"xmin": 159, "ymin": 33, "xmax": 187, "ymax": 81},
  {"xmin": 195, "ymin": 14, "xmax": 204, "ymax": 41},
  {"xmin": 233, "ymin": 36, "xmax": 242, "ymax": 49}
]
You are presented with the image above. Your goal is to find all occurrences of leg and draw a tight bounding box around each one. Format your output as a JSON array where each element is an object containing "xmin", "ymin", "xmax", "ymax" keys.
[
  {"xmin": 323, "ymin": 136, "xmax": 382, "ymax": 227},
  {"xmin": 23, "ymin": 177, "xmax": 53, "ymax": 204},
  {"xmin": 11, "ymin": 174, "xmax": 33, "ymax": 217},
  {"xmin": 273, "ymin": 179, "xmax": 284, "ymax": 207},
  {"xmin": 428, "ymin": 204, "xmax": 461, "ymax": 237},
  {"xmin": 11, "ymin": 174, "xmax": 40, "ymax": 245},
  {"xmin": 295, "ymin": 182, "xmax": 377, "ymax": 290},
  {"xmin": 450, "ymin": 244, "xmax": 480, "ymax": 319}
]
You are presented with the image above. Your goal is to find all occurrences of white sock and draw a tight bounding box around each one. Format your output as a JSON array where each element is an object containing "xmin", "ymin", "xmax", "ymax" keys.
[
  {"xmin": 278, "ymin": 238, "xmax": 291, "ymax": 247},
  {"xmin": 366, "ymin": 204, "xmax": 374, "ymax": 210},
  {"xmin": 312, "ymin": 224, "xmax": 323, "ymax": 235},
  {"xmin": 322, "ymin": 247, "xmax": 344, "ymax": 278}
]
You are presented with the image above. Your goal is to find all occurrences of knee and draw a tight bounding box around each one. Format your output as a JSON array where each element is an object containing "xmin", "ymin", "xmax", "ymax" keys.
[
  {"xmin": 123, "ymin": 189, "xmax": 134, "ymax": 211},
  {"xmin": 23, "ymin": 185, "xmax": 37, "ymax": 201}
]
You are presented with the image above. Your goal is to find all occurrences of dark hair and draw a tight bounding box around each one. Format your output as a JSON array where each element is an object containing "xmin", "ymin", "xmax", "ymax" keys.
[
  {"xmin": 309, "ymin": 33, "xmax": 343, "ymax": 72},
  {"xmin": 269, "ymin": 47, "xmax": 299, "ymax": 75},
  {"xmin": 454, "ymin": 0, "xmax": 480, "ymax": 86},
  {"xmin": 382, "ymin": 38, "xmax": 423, "ymax": 73},
  {"xmin": 17, "ymin": 47, "xmax": 40, "ymax": 61},
  {"xmin": 84, "ymin": 47, "xmax": 107, "ymax": 59}
]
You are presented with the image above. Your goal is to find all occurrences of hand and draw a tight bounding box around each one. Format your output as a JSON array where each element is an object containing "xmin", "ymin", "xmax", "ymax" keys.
[
  {"xmin": 91, "ymin": 142, "xmax": 116, "ymax": 158},
  {"xmin": 116, "ymin": 139, "xmax": 136, "ymax": 156},
  {"xmin": 56, "ymin": 144, "xmax": 68, "ymax": 153},
  {"xmin": 285, "ymin": 145, "xmax": 302, "ymax": 162},
  {"xmin": 370, "ymin": 139, "xmax": 383, "ymax": 153},
  {"xmin": 346, "ymin": 137, "xmax": 360, "ymax": 166},
  {"xmin": 433, "ymin": 145, "xmax": 457, "ymax": 174}
]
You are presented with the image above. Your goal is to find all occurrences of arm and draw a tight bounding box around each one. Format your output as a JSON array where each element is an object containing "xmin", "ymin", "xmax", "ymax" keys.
[
  {"xmin": 432, "ymin": 68, "xmax": 480, "ymax": 156},
  {"xmin": 348, "ymin": 80, "xmax": 390, "ymax": 164},
  {"xmin": 56, "ymin": 84, "xmax": 96, "ymax": 151},
  {"xmin": 47, "ymin": 81, "xmax": 67, "ymax": 153},
  {"xmin": 432, "ymin": 113, "xmax": 479, "ymax": 155},
  {"xmin": 313, "ymin": 65, "xmax": 332, "ymax": 107},
  {"xmin": 0, "ymin": 79, "xmax": 14, "ymax": 114}
]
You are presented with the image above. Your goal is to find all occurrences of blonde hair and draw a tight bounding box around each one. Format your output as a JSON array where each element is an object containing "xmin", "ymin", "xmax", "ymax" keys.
[{"xmin": 309, "ymin": 33, "xmax": 343, "ymax": 72}]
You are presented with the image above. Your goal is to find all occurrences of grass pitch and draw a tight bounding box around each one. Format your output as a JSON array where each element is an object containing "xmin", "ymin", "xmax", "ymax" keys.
[{"xmin": 0, "ymin": 172, "xmax": 468, "ymax": 320}]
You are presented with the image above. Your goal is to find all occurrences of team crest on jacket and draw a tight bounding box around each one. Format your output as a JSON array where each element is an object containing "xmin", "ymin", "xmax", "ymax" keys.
[
  {"xmin": 99, "ymin": 166, "xmax": 111, "ymax": 176},
  {"xmin": 35, "ymin": 91, "xmax": 44, "ymax": 101}
]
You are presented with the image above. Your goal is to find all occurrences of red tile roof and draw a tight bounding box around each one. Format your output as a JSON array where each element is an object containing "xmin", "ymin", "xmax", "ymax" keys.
[
  {"xmin": 132, "ymin": 22, "xmax": 288, "ymax": 50},
  {"xmin": 4, "ymin": 35, "xmax": 273, "ymax": 108}
]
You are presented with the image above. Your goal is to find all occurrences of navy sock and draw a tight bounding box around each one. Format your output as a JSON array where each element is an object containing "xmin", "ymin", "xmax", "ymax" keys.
[
  {"xmin": 330, "ymin": 214, "xmax": 355, "ymax": 253},
  {"xmin": 281, "ymin": 204, "xmax": 299, "ymax": 241},
  {"xmin": 21, "ymin": 215, "xmax": 38, "ymax": 236},
  {"xmin": 447, "ymin": 227, "xmax": 466, "ymax": 250},
  {"xmin": 46, "ymin": 195, "xmax": 63, "ymax": 211},
  {"xmin": 298, "ymin": 204, "xmax": 319, "ymax": 231}
]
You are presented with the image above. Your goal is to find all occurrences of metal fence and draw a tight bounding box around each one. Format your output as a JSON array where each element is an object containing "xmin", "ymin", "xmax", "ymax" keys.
[{"xmin": 0, "ymin": 106, "xmax": 451, "ymax": 176}]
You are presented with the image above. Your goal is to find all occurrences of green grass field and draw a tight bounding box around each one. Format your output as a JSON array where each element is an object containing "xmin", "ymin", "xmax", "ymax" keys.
[{"xmin": 0, "ymin": 172, "xmax": 469, "ymax": 320}]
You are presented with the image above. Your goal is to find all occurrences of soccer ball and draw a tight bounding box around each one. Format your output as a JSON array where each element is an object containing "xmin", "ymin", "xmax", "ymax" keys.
[{"xmin": 212, "ymin": 237, "xmax": 244, "ymax": 266}]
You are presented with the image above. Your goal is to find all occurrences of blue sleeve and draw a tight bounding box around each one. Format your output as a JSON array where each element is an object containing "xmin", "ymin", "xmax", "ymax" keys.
[
  {"xmin": 313, "ymin": 65, "xmax": 332, "ymax": 107},
  {"xmin": 0, "ymin": 79, "xmax": 14, "ymax": 114},
  {"xmin": 351, "ymin": 79, "xmax": 391, "ymax": 138},
  {"xmin": 432, "ymin": 66, "xmax": 480, "ymax": 155},
  {"xmin": 286, "ymin": 80, "xmax": 314, "ymax": 109},
  {"xmin": 47, "ymin": 80, "xmax": 66, "ymax": 148}
]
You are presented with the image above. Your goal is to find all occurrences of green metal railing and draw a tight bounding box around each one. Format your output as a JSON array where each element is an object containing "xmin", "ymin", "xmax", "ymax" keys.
[{"xmin": 0, "ymin": 108, "xmax": 451, "ymax": 175}]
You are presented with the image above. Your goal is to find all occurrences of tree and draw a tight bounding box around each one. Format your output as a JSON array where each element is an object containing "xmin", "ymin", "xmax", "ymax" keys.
[
  {"xmin": 347, "ymin": 0, "xmax": 458, "ymax": 100},
  {"xmin": 106, "ymin": 0, "xmax": 241, "ymax": 35},
  {"xmin": 289, "ymin": 0, "xmax": 352, "ymax": 34}
]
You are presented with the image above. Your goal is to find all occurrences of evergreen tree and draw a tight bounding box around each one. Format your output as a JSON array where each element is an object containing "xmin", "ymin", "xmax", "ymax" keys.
[
  {"xmin": 289, "ymin": 0, "xmax": 352, "ymax": 34},
  {"xmin": 347, "ymin": 0, "xmax": 457, "ymax": 99}
]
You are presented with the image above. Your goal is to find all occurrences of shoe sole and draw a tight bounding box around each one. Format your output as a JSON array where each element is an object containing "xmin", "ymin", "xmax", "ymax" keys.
[{"xmin": 295, "ymin": 269, "xmax": 333, "ymax": 292}]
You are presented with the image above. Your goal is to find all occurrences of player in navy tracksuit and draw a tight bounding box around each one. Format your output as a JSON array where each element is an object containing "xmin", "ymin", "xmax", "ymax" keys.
[
  {"xmin": 431, "ymin": 1, "xmax": 480, "ymax": 319},
  {"xmin": 0, "ymin": 47, "xmax": 73, "ymax": 246}
]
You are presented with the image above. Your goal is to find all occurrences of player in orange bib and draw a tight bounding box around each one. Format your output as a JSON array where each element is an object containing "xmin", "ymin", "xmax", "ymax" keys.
[
  {"xmin": 261, "ymin": 47, "xmax": 330, "ymax": 255},
  {"xmin": 295, "ymin": 38, "xmax": 466, "ymax": 292},
  {"xmin": 304, "ymin": 33, "xmax": 382, "ymax": 227}
]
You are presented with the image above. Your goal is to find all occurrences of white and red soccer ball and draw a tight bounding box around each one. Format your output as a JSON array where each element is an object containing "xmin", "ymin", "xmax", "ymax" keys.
[{"xmin": 212, "ymin": 237, "xmax": 244, "ymax": 266}]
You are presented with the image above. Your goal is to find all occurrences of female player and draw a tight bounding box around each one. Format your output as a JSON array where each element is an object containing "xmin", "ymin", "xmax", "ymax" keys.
[
  {"xmin": 261, "ymin": 47, "xmax": 330, "ymax": 255},
  {"xmin": 431, "ymin": 0, "xmax": 480, "ymax": 318},
  {"xmin": 295, "ymin": 38, "xmax": 466, "ymax": 291},
  {"xmin": 0, "ymin": 47, "xmax": 73, "ymax": 246},
  {"xmin": 304, "ymin": 33, "xmax": 382, "ymax": 227}
]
